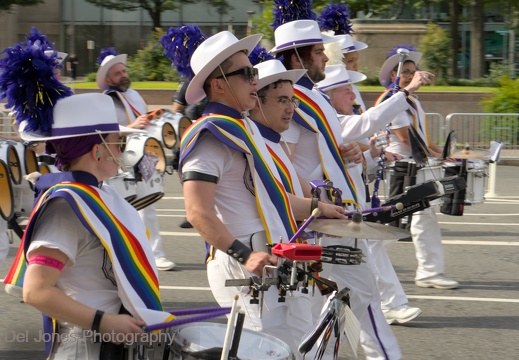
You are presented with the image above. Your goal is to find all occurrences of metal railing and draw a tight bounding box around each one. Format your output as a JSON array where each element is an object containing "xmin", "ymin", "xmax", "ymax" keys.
[
  {"xmin": 445, "ymin": 113, "xmax": 519, "ymax": 150},
  {"xmin": 426, "ymin": 112, "xmax": 447, "ymax": 145},
  {"xmin": 0, "ymin": 111, "xmax": 17, "ymax": 138}
]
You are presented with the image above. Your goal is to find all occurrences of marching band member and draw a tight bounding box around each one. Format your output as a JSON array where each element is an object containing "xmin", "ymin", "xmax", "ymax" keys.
[
  {"xmin": 316, "ymin": 65, "xmax": 430, "ymax": 326},
  {"xmin": 270, "ymin": 17, "xmax": 401, "ymax": 359},
  {"xmin": 178, "ymin": 30, "xmax": 346, "ymax": 358},
  {"xmin": 376, "ymin": 46, "xmax": 459, "ymax": 290},
  {"xmin": 96, "ymin": 49, "xmax": 177, "ymax": 271}
]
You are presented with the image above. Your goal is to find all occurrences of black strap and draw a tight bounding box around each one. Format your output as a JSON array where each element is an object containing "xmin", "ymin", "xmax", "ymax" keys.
[{"xmin": 181, "ymin": 171, "xmax": 218, "ymax": 183}]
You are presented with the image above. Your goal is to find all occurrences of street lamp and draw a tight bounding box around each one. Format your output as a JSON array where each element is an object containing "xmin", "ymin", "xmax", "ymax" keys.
[{"xmin": 246, "ymin": 11, "xmax": 255, "ymax": 36}]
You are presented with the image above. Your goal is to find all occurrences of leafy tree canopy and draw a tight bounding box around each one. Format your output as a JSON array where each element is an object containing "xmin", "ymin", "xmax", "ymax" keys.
[{"xmin": 0, "ymin": 0, "xmax": 44, "ymax": 11}]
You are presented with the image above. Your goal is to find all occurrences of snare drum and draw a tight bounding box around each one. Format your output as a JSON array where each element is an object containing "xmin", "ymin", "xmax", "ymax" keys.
[
  {"xmin": 167, "ymin": 322, "xmax": 294, "ymax": 360},
  {"xmin": 130, "ymin": 170, "xmax": 164, "ymax": 211},
  {"xmin": 384, "ymin": 158, "xmax": 443, "ymax": 196},
  {"xmin": 104, "ymin": 172, "xmax": 137, "ymax": 203},
  {"xmin": 466, "ymin": 160, "xmax": 487, "ymax": 204},
  {"xmin": 0, "ymin": 159, "xmax": 14, "ymax": 221},
  {"xmin": 161, "ymin": 112, "xmax": 192, "ymax": 149},
  {"xmin": 122, "ymin": 134, "xmax": 166, "ymax": 174}
]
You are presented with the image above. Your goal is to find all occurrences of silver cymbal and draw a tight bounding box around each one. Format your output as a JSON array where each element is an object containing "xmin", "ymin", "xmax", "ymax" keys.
[{"xmin": 308, "ymin": 219, "xmax": 410, "ymax": 240}]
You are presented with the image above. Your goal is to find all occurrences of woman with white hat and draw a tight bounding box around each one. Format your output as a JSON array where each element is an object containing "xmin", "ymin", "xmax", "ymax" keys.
[{"xmin": 0, "ymin": 38, "xmax": 173, "ymax": 359}]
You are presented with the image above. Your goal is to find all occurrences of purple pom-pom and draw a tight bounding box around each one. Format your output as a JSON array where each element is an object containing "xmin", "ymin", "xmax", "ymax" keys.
[
  {"xmin": 386, "ymin": 44, "xmax": 418, "ymax": 58},
  {"xmin": 249, "ymin": 45, "xmax": 275, "ymax": 66},
  {"xmin": 272, "ymin": 0, "xmax": 317, "ymax": 30},
  {"xmin": 160, "ymin": 24, "xmax": 208, "ymax": 80},
  {"xmin": 318, "ymin": 3, "xmax": 353, "ymax": 35},
  {"xmin": 97, "ymin": 47, "xmax": 118, "ymax": 66},
  {"xmin": 0, "ymin": 28, "xmax": 73, "ymax": 134}
]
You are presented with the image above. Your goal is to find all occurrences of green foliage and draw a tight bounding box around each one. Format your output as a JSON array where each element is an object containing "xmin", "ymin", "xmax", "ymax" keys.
[
  {"xmin": 419, "ymin": 22, "xmax": 451, "ymax": 81},
  {"xmin": 481, "ymin": 77, "xmax": 519, "ymax": 146},
  {"xmin": 0, "ymin": 0, "xmax": 43, "ymax": 11},
  {"xmin": 126, "ymin": 28, "xmax": 179, "ymax": 82}
]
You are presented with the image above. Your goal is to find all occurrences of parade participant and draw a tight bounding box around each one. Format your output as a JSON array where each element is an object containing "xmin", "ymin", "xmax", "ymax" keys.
[
  {"xmin": 270, "ymin": 18, "xmax": 401, "ymax": 359},
  {"xmin": 317, "ymin": 64, "xmax": 432, "ymax": 325},
  {"xmin": 377, "ymin": 46, "xmax": 459, "ymax": 290},
  {"xmin": 178, "ymin": 31, "xmax": 346, "ymax": 358},
  {"xmin": 1, "ymin": 37, "xmax": 173, "ymax": 358},
  {"xmin": 96, "ymin": 49, "xmax": 176, "ymax": 271}
]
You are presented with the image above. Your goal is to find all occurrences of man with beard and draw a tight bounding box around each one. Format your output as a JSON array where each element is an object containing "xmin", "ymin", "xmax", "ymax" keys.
[
  {"xmin": 96, "ymin": 52, "xmax": 177, "ymax": 272},
  {"xmin": 271, "ymin": 19, "xmax": 401, "ymax": 360}
]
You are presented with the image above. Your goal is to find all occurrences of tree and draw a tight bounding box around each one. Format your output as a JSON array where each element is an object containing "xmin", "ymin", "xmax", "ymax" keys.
[
  {"xmin": 419, "ymin": 22, "xmax": 451, "ymax": 82},
  {"xmin": 85, "ymin": 0, "xmax": 231, "ymax": 29},
  {"xmin": 470, "ymin": 0, "xmax": 485, "ymax": 79},
  {"xmin": 0, "ymin": 0, "xmax": 44, "ymax": 11}
]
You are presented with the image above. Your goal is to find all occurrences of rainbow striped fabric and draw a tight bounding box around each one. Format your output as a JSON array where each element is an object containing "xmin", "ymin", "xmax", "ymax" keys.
[{"xmin": 180, "ymin": 115, "xmax": 298, "ymax": 243}]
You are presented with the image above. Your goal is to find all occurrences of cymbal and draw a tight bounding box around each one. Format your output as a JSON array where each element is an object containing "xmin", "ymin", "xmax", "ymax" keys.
[
  {"xmin": 308, "ymin": 219, "xmax": 410, "ymax": 241},
  {"xmin": 450, "ymin": 150, "xmax": 489, "ymax": 160}
]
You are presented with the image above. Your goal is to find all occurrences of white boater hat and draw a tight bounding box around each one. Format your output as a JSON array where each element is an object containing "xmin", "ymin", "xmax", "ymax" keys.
[
  {"xmin": 316, "ymin": 64, "xmax": 367, "ymax": 92},
  {"xmin": 255, "ymin": 59, "xmax": 307, "ymax": 91},
  {"xmin": 379, "ymin": 50, "xmax": 422, "ymax": 88},
  {"xmin": 323, "ymin": 33, "xmax": 368, "ymax": 66},
  {"xmin": 19, "ymin": 93, "xmax": 139, "ymax": 142},
  {"xmin": 185, "ymin": 31, "xmax": 262, "ymax": 104},
  {"xmin": 269, "ymin": 20, "xmax": 337, "ymax": 55},
  {"xmin": 96, "ymin": 54, "xmax": 128, "ymax": 90}
]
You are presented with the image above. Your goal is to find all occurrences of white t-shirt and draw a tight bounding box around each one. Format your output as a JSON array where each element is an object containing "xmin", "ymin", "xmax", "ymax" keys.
[
  {"xmin": 181, "ymin": 131, "xmax": 264, "ymax": 240},
  {"xmin": 27, "ymin": 198, "xmax": 121, "ymax": 316}
]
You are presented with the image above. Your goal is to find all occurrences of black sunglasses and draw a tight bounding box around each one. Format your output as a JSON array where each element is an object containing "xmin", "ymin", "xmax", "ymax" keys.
[{"xmin": 216, "ymin": 67, "xmax": 258, "ymax": 83}]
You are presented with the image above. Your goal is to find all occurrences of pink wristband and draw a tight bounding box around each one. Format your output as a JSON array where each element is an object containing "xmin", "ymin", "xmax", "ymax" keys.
[{"xmin": 28, "ymin": 255, "xmax": 65, "ymax": 271}]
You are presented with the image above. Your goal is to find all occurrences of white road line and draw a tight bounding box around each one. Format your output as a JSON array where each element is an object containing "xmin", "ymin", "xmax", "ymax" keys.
[
  {"xmin": 442, "ymin": 240, "xmax": 518, "ymax": 246},
  {"xmin": 438, "ymin": 213, "xmax": 519, "ymax": 216},
  {"xmin": 161, "ymin": 231, "xmax": 200, "ymax": 237},
  {"xmin": 160, "ymin": 285, "xmax": 211, "ymax": 291},
  {"xmin": 438, "ymin": 222, "xmax": 518, "ymax": 226},
  {"xmin": 157, "ymin": 214, "xmax": 185, "ymax": 218},
  {"xmin": 161, "ymin": 197, "xmax": 185, "ymax": 200},
  {"xmin": 407, "ymin": 295, "xmax": 519, "ymax": 303},
  {"xmin": 156, "ymin": 209, "xmax": 185, "ymax": 212}
]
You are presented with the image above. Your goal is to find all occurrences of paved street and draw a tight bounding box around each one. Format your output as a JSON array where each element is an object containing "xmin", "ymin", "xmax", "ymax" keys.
[{"xmin": 0, "ymin": 164, "xmax": 518, "ymax": 359}]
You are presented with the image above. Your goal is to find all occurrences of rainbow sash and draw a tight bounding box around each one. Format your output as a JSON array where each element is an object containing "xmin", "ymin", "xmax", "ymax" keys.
[
  {"xmin": 105, "ymin": 89, "xmax": 147, "ymax": 124},
  {"xmin": 4, "ymin": 182, "xmax": 173, "ymax": 326},
  {"xmin": 180, "ymin": 115, "xmax": 298, "ymax": 243},
  {"xmin": 293, "ymin": 87, "xmax": 358, "ymax": 206},
  {"xmin": 375, "ymin": 89, "xmax": 429, "ymax": 146}
]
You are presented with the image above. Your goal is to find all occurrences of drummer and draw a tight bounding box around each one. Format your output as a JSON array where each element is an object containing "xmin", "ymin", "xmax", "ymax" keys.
[
  {"xmin": 178, "ymin": 30, "xmax": 346, "ymax": 358},
  {"xmin": 376, "ymin": 46, "xmax": 459, "ymax": 290},
  {"xmin": 316, "ymin": 64, "xmax": 431, "ymax": 325},
  {"xmin": 270, "ymin": 18, "xmax": 402, "ymax": 359},
  {"xmin": 96, "ymin": 49, "xmax": 177, "ymax": 271}
]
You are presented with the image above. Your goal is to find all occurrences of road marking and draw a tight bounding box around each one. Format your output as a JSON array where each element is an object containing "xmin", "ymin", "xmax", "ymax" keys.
[
  {"xmin": 438, "ymin": 222, "xmax": 519, "ymax": 226},
  {"xmin": 157, "ymin": 214, "xmax": 185, "ymax": 218},
  {"xmin": 161, "ymin": 231, "xmax": 200, "ymax": 236},
  {"xmin": 161, "ymin": 196, "xmax": 185, "ymax": 200},
  {"xmin": 407, "ymin": 295, "xmax": 519, "ymax": 303},
  {"xmin": 156, "ymin": 209, "xmax": 186, "ymax": 212},
  {"xmin": 438, "ymin": 213, "xmax": 519, "ymax": 216},
  {"xmin": 160, "ymin": 285, "xmax": 211, "ymax": 291},
  {"xmin": 442, "ymin": 240, "xmax": 519, "ymax": 246}
]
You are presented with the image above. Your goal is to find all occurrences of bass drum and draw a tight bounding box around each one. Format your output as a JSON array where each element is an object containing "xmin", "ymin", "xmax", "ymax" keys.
[
  {"xmin": 122, "ymin": 134, "xmax": 166, "ymax": 174},
  {"xmin": 167, "ymin": 322, "xmax": 294, "ymax": 360},
  {"xmin": 0, "ymin": 140, "xmax": 22, "ymax": 185},
  {"xmin": 0, "ymin": 159, "xmax": 14, "ymax": 221}
]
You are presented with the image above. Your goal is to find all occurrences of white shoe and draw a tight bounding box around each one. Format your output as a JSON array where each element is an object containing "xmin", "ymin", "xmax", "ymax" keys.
[
  {"xmin": 415, "ymin": 274, "xmax": 459, "ymax": 289},
  {"xmin": 155, "ymin": 257, "xmax": 176, "ymax": 271},
  {"xmin": 383, "ymin": 304, "xmax": 422, "ymax": 325},
  {"xmin": 5, "ymin": 284, "xmax": 23, "ymax": 299}
]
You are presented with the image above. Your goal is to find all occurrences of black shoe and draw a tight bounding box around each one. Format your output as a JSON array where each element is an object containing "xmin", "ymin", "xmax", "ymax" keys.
[{"xmin": 179, "ymin": 219, "xmax": 193, "ymax": 229}]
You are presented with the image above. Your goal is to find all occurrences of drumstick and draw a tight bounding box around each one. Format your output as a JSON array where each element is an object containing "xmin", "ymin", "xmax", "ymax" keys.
[
  {"xmin": 229, "ymin": 312, "xmax": 245, "ymax": 358},
  {"xmin": 289, "ymin": 207, "xmax": 322, "ymax": 243},
  {"xmin": 221, "ymin": 295, "xmax": 240, "ymax": 360}
]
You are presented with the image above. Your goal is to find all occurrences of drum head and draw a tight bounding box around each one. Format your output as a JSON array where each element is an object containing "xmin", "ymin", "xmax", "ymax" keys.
[
  {"xmin": 169, "ymin": 322, "xmax": 293, "ymax": 360},
  {"xmin": 0, "ymin": 159, "xmax": 15, "ymax": 221},
  {"xmin": 176, "ymin": 116, "xmax": 192, "ymax": 141}
]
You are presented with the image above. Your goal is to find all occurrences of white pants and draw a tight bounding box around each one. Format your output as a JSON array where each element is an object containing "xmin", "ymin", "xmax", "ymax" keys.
[
  {"xmin": 138, "ymin": 203, "xmax": 165, "ymax": 259},
  {"xmin": 368, "ymin": 240, "xmax": 408, "ymax": 310},
  {"xmin": 410, "ymin": 207, "xmax": 444, "ymax": 281},
  {"xmin": 319, "ymin": 237, "xmax": 401, "ymax": 360},
  {"xmin": 0, "ymin": 220, "xmax": 10, "ymax": 271},
  {"xmin": 207, "ymin": 249, "xmax": 314, "ymax": 360}
]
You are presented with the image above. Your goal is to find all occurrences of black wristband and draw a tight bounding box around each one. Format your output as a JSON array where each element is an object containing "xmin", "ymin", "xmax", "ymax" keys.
[
  {"xmin": 226, "ymin": 240, "xmax": 252, "ymax": 264},
  {"xmin": 399, "ymin": 88, "xmax": 410, "ymax": 97},
  {"xmin": 91, "ymin": 310, "xmax": 105, "ymax": 332}
]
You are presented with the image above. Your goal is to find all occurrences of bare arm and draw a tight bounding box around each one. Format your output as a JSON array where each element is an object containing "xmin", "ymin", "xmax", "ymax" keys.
[
  {"xmin": 183, "ymin": 180, "xmax": 276, "ymax": 276},
  {"xmin": 23, "ymin": 247, "xmax": 145, "ymax": 335}
]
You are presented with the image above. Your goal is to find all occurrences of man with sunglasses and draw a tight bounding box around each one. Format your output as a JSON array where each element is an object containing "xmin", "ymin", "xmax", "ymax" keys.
[
  {"xmin": 178, "ymin": 31, "xmax": 347, "ymax": 358},
  {"xmin": 271, "ymin": 19, "xmax": 402, "ymax": 359},
  {"xmin": 96, "ymin": 52, "xmax": 177, "ymax": 272}
]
